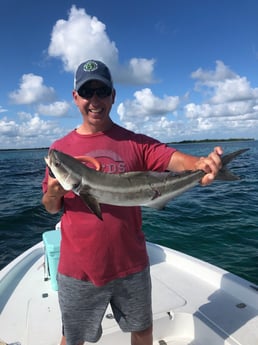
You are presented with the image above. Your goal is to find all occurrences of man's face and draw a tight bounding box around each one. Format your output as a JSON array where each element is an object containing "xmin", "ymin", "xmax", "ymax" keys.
[{"xmin": 73, "ymin": 80, "xmax": 115, "ymax": 129}]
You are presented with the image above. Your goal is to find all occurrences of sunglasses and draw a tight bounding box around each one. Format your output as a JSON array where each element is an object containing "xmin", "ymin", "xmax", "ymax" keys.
[{"xmin": 78, "ymin": 86, "xmax": 112, "ymax": 99}]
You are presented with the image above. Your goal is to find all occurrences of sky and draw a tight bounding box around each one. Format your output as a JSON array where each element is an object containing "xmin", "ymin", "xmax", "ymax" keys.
[{"xmin": 1, "ymin": 0, "xmax": 258, "ymax": 149}]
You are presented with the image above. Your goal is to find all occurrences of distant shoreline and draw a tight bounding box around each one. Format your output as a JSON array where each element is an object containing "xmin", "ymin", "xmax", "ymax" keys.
[
  {"xmin": 0, "ymin": 138, "xmax": 255, "ymax": 151},
  {"xmin": 0, "ymin": 147, "xmax": 49, "ymax": 152},
  {"xmin": 168, "ymin": 138, "xmax": 255, "ymax": 144}
]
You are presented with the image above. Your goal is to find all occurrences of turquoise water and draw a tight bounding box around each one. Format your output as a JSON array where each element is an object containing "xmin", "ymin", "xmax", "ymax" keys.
[{"xmin": 0, "ymin": 141, "xmax": 257, "ymax": 284}]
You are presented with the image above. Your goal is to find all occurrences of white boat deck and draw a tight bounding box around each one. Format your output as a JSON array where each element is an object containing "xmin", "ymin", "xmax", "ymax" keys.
[{"xmin": 0, "ymin": 238, "xmax": 258, "ymax": 345}]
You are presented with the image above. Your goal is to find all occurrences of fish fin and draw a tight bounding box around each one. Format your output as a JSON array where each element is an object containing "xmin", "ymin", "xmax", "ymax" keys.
[
  {"xmin": 79, "ymin": 192, "xmax": 103, "ymax": 220},
  {"xmin": 215, "ymin": 168, "xmax": 240, "ymax": 181},
  {"xmin": 145, "ymin": 196, "xmax": 178, "ymax": 210},
  {"xmin": 147, "ymin": 201, "xmax": 167, "ymax": 210},
  {"xmin": 221, "ymin": 148, "xmax": 249, "ymax": 166},
  {"xmin": 216, "ymin": 148, "xmax": 249, "ymax": 181}
]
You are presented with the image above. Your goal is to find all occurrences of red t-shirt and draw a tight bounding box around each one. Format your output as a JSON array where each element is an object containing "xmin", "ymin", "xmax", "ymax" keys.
[{"xmin": 42, "ymin": 124, "xmax": 176, "ymax": 286}]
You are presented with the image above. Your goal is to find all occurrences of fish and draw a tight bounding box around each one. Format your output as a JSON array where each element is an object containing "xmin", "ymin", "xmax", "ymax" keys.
[{"xmin": 45, "ymin": 148, "xmax": 249, "ymax": 220}]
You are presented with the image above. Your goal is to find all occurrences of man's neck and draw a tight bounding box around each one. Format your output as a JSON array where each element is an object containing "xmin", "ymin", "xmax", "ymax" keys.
[{"xmin": 76, "ymin": 120, "xmax": 114, "ymax": 135}]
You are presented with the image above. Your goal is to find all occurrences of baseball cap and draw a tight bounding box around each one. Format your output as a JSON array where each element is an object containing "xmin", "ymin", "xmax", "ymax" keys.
[{"xmin": 74, "ymin": 60, "xmax": 113, "ymax": 91}]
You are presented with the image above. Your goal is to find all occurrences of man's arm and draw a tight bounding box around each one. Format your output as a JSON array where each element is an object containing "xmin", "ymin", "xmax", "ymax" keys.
[
  {"xmin": 167, "ymin": 146, "xmax": 223, "ymax": 185},
  {"xmin": 42, "ymin": 176, "xmax": 67, "ymax": 214}
]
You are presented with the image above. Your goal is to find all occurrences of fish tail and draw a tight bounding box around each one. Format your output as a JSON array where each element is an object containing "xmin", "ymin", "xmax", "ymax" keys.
[{"xmin": 216, "ymin": 148, "xmax": 249, "ymax": 181}]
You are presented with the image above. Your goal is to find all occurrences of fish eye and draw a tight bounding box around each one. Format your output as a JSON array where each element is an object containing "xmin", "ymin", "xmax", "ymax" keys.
[
  {"xmin": 54, "ymin": 161, "xmax": 61, "ymax": 168},
  {"xmin": 72, "ymin": 182, "xmax": 80, "ymax": 189}
]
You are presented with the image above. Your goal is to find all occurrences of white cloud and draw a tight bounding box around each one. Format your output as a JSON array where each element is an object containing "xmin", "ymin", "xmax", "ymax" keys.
[
  {"xmin": 129, "ymin": 59, "xmax": 155, "ymax": 84},
  {"xmin": 181, "ymin": 61, "xmax": 258, "ymax": 139},
  {"xmin": 37, "ymin": 101, "xmax": 70, "ymax": 117},
  {"xmin": 115, "ymin": 59, "xmax": 156, "ymax": 84},
  {"xmin": 0, "ymin": 116, "xmax": 18, "ymax": 137},
  {"xmin": 0, "ymin": 106, "xmax": 8, "ymax": 113},
  {"xmin": 117, "ymin": 88, "xmax": 180, "ymax": 140},
  {"xmin": 210, "ymin": 77, "xmax": 258, "ymax": 104},
  {"xmin": 116, "ymin": 61, "xmax": 258, "ymax": 142},
  {"xmin": 191, "ymin": 60, "xmax": 237, "ymax": 82},
  {"xmin": 48, "ymin": 5, "xmax": 155, "ymax": 84},
  {"xmin": 0, "ymin": 114, "xmax": 66, "ymax": 149},
  {"xmin": 18, "ymin": 114, "xmax": 56, "ymax": 137},
  {"xmin": 191, "ymin": 60, "xmax": 258, "ymax": 103},
  {"xmin": 118, "ymin": 88, "xmax": 179, "ymax": 121},
  {"xmin": 48, "ymin": 5, "xmax": 119, "ymax": 72},
  {"xmin": 185, "ymin": 101, "xmax": 256, "ymax": 119},
  {"xmin": 9, "ymin": 74, "xmax": 55, "ymax": 105}
]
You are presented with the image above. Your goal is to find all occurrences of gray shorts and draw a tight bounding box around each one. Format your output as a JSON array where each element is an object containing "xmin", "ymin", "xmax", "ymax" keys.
[{"xmin": 57, "ymin": 267, "xmax": 152, "ymax": 344}]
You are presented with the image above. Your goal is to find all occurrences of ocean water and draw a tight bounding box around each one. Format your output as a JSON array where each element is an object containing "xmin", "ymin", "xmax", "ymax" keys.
[{"xmin": 0, "ymin": 141, "xmax": 257, "ymax": 285}]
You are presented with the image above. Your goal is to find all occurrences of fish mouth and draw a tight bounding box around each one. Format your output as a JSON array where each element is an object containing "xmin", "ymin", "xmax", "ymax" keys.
[
  {"xmin": 45, "ymin": 149, "xmax": 61, "ymax": 170},
  {"xmin": 44, "ymin": 155, "xmax": 50, "ymax": 166},
  {"xmin": 46, "ymin": 150, "xmax": 57, "ymax": 165}
]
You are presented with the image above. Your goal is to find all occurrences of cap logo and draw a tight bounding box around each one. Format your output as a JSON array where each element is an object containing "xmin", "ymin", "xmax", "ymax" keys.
[{"xmin": 83, "ymin": 61, "xmax": 98, "ymax": 72}]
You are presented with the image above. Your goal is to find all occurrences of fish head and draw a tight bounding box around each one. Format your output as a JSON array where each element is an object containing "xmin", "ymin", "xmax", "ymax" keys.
[{"xmin": 45, "ymin": 149, "xmax": 82, "ymax": 192}]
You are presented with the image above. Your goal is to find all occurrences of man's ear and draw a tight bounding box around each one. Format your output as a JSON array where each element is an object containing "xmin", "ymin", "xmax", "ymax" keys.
[{"xmin": 72, "ymin": 90, "xmax": 79, "ymax": 105}]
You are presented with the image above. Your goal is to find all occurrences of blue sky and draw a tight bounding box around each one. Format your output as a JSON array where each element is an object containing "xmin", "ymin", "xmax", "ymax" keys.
[{"xmin": 1, "ymin": 0, "xmax": 258, "ymax": 148}]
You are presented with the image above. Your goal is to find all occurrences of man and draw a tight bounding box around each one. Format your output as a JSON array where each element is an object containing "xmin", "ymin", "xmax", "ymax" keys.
[{"xmin": 42, "ymin": 59, "xmax": 222, "ymax": 345}]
